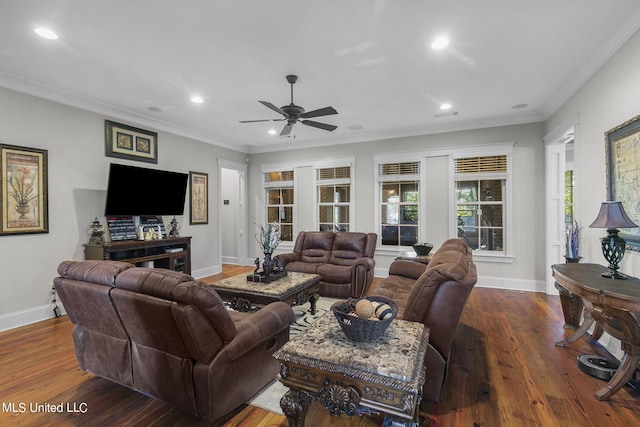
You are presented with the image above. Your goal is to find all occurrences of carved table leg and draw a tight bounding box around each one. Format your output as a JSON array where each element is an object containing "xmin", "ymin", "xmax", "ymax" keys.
[
  {"xmin": 308, "ymin": 293, "xmax": 318, "ymax": 314},
  {"xmin": 593, "ymin": 309, "xmax": 640, "ymax": 400},
  {"xmin": 556, "ymin": 300, "xmax": 595, "ymax": 347},
  {"xmin": 280, "ymin": 389, "xmax": 311, "ymax": 427}
]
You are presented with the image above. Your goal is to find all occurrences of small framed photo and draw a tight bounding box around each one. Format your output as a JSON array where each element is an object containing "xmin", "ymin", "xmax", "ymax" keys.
[
  {"xmin": 189, "ymin": 171, "xmax": 208, "ymax": 225},
  {"xmin": 1, "ymin": 144, "xmax": 49, "ymax": 235},
  {"xmin": 105, "ymin": 120, "xmax": 157, "ymax": 163}
]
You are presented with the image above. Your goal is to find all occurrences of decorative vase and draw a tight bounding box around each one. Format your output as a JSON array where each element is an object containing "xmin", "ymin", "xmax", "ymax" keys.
[
  {"xmin": 564, "ymin": 256, "xmax": 582, "ymax": 263},
  {"xmin": 413, "ymin": 243, "xmax": 433, "ymax": 256},
  {"xmin": 15, "ymin": 202, "xmax": 30, "ymax": 219},
  {"xmin": 263, "ymin": 252, "xmax": 273, "ymax": 278}
]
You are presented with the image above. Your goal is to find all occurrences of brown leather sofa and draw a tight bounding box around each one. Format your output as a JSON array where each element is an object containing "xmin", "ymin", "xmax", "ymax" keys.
[
  {"xmin": 54, "ymin": 260, "xmax": 294, "ymax": 421},
  {"xmin": 274, "ymin": 231, "xmax": 377, "ymax": 298},
  {"xmin": 368, "ymin": 238, "xmax": 477, "ymax": 402}
]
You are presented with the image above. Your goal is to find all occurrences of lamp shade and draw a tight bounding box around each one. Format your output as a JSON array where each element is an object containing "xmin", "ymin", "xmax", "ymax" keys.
[{"xmin": 589, "ymin": 201, "xmax": 638, "ymax": 229}]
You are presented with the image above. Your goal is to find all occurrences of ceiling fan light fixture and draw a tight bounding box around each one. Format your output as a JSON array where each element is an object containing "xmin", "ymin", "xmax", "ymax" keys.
[{"xmin": 440, "ymin": 103, "xmax": 452, "ymax": 110}]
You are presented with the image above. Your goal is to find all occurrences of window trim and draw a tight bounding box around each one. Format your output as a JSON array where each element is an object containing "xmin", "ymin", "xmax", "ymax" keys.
[
  {"xmin": 314, "ymin": 161, "xmax": 354, "ymax": 232},
  {"xmin": 449, "ymin": 143, "xmax": 514, "ymax": 261},
  {"xmin": 261, "ymin": 164, "xmax": 296, "ymax": 243},
  {"xmin": 373, "ymin": 156, "xmax": 424, "ymax": 252}
]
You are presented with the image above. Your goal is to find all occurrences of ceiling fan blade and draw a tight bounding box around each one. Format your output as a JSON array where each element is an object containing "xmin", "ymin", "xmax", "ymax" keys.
[
  {"xmin": 280, "ymin": 122, "xmax": 294, "ymax": 136},
  {"xmin": 239, "ymin": 118, "xmax": 285, "ymax": 123},
  {"xmin": 300, "ymin": 106, "xmax": 338, "ymax": 119},
  {"xmin": 259, "ymin": 101, "xmax": 287, "ymax": 116},
  {"xmin": 301, "ymin": 120, "xmax": 337, "ymax": 132}
]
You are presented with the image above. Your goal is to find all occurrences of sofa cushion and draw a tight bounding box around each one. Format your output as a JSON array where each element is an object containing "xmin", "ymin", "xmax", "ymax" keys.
[
  {"xmin": 285, "ymin": 261, "xmax": 322, "ymax": 274},
  {"xmin": 328, "ymin": 232, "xmax": 368, "ymax": 266},
  {"xmin": 317, "ymin": 263, "xmax": 352, "ymax": 284},
  {"xmin": 114, "ymin": 267, "xmax": 193, "ymax": 298},
  {"xmin": 298, "ymin": 231, "xmax": 334, "ymax": 263}
]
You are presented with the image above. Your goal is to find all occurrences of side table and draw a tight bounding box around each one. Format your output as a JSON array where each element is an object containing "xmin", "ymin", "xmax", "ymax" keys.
[
  {"xmin": 273, "ymin": 312, "xmax": 429, "ymax": 426},
  {"xmin": 552, "ymin": 263, "xmax": 640, "ymax": 400}
]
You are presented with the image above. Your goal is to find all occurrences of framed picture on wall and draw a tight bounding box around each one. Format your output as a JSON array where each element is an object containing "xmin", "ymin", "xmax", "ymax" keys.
[
  {"xmin": 105, "ymin": 120, "xmax": 158, "ymax": 163},
  {"xmin": 0, "ymin": 144, "xmax": 49, "ymax": 235},
  {"xmin": 605, "ymin": 114, "xmax": 640, "ymax": 249},
  {"xmin": 189, "ymin": 171, "xmax": 208, "ymax": 224}
]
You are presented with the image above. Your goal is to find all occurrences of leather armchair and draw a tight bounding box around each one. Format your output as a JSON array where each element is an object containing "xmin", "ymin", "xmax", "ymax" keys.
[
  {"xmin": 274, "ymin": 231, "xmax": 377, "ymax": 298},
  {"xmin": 54, "ymin": 260, "xmax": 294, "ymax": 421},
  {"xmin": 369, "ymin": 238, "xmax": 477, "ymax": 402}
]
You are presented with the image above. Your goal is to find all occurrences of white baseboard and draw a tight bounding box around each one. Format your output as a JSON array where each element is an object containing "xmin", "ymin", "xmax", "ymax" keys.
[
  {"xmin": 192, "ymin": 264, "xmax": 222, "ymax": 280},
  {"xmin": 375, "ymin": 267, "xmax": 545, "ymax": 293},
  {"xmin": 0, "ymin": 304, "xmax": 64, "ymax": 332}
]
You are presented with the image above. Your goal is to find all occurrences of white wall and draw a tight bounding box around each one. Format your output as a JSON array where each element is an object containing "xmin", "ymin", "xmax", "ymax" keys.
[
  {"xmin": 0, "ymin": 87, "xmax": 246, "ymax": 330},
  {"xmin": 546, "ymin": 28, "xmax": 640, "ymax": 278},
  {"xmin": 248, "ymin": 122, "xmax": 547, "ymax": 292}
]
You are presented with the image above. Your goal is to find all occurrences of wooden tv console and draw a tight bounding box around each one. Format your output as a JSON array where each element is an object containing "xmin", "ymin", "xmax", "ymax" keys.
[{"xmin": 84, "ymin": 236, "xmax": 191, "ymax": 274}]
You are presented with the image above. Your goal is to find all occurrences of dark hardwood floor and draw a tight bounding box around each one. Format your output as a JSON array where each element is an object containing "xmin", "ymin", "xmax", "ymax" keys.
[{"xmin": 1, "ymin": 264, "xmax": 638, "ymax": 426}]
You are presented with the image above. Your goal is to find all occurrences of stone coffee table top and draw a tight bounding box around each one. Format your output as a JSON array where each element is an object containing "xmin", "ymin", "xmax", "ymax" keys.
[
  {"xmin": 211, "ymin": 271, "xmax": 320, "ymax": 296},
  {"xmin": 274, "ymin": 311, "xmax": 429, "ymax": 386}
]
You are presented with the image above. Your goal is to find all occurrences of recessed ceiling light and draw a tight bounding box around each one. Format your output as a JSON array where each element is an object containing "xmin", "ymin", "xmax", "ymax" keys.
[
  {"xmin": 431, "ymin": 36, "xmax": 449, "ymax": 50},
  {"xmin": 440, "ymin": 103, "xmax": 452, "ymax": 110},
  {"xmin": 511, "ymin": 103, "xmax": 529, "ymax": 110},
  {"xmin": 148, "ymin": 106, "xmax": 163, "ymax": 113},
  {"xmin": 34, "ymin": 27, "xmax": 58, "ymax": 40},
  {"xmin": 190, "ymin": 95, "xmax": 204, "ymax": 104},
  {"xmin": 268, "ymin": 129, "xmax": 277, "ymax": 135}
]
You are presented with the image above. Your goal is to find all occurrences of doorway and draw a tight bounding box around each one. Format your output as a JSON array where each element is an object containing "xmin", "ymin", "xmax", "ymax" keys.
[
  {"xmin": 219, "ymin": 160, "xmax": 247, "ymax": 265},
  {"xmin": 545, "ymin": 117, "xmax": 578, "ymax": 294}
]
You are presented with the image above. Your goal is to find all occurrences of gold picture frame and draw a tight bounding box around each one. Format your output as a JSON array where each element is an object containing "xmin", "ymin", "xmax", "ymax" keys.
[
  {"xmin": 1, "ymin": 144, "xmax": 49, "ymax": 235},
  {"xmin": 105, "ymin": 120, "xmax": 157, "ymax": 163},
  {"xmin": 189, "ymin": 171, "xmax": 208, "ymax": 224},
  {"xmin": 605, "ymin": 114, "xmax": 640, "ymax": 249}
]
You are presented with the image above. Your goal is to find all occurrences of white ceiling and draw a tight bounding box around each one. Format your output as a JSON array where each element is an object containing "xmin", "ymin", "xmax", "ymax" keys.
[{"xmin": 2, "ymin": 1, "xmax": 640, "ymax": 154}]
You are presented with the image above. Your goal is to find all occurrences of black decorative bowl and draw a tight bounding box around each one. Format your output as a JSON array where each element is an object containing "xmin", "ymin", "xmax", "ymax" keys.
[
  {"xmin": 413, "ymin": 243, "xmax": 433, "ymax": 256},
  {"xmin": 331, "ymin": 296, "xmax": 397, "ymax": 342}
]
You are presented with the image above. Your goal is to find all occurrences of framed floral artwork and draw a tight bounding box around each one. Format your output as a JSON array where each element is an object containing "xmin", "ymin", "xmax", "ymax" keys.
[
  {"xmin": 189, "ymin": 171, "xmax": 208, "ymax": 224},
  {"xmin": 105, "ymin": 120, "xmax": 158, "ymax": 163},
  {"xmin": 0, "ymin": 144, "xmax": 49, "ymax": 235}
]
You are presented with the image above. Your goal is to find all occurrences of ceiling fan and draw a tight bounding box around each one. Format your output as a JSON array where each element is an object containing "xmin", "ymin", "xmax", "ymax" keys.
[{"xmin": 239, "ymin": 75, "xmax": 338, "ymax": 136}]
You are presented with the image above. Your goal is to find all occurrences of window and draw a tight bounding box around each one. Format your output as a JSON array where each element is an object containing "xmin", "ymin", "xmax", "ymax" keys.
[
  {"xmin": 264, "ymin": 170, "xmax": 294, "ymax": 242},
  {"xmin": 455, "ymin": 155, "xmax": 507, "ymax": 253},
  {"xmin": 317, "ymin": 166, "xmax": 351, "ymax": 232},
  {"xmin": 565, "ymin": 169, "xmax": 575, "ymax": 227},
  {"xmin": 378, "ymin": 161, "xmax": 420, "ymax": 246}
]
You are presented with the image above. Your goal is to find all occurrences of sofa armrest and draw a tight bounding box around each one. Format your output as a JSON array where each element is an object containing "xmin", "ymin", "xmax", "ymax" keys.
[
  {"xmin": 273, "ymin": 253, "xmax": 300, "ymax": 268},
  {"xmin": 388, "ymin": 259, "xmax": 429, "ymax": 280},
  {"xmin": 224, "ymin": 302, "xmax": 294, "ymax": 360},
  {"xmin": 352, "ymin": 257, "xmax": 375, "ymax": 271}
]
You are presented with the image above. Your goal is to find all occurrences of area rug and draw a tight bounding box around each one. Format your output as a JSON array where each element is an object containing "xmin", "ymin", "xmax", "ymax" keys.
[{"xmin": 248, "ymin": 297, "xmax": 339, "ymax": 415}]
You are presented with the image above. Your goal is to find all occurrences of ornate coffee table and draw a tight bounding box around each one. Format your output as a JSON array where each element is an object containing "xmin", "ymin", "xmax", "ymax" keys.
[
  {"xmin": 273, "ymin": 312, "xmax": 429, "ymax": 426},
  {"xmin": 209, "ymin": 272, "xmax": 321, "ymax": 313}
]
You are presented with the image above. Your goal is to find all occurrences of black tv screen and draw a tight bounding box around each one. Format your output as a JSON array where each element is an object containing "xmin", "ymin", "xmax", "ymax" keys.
[{"xmin": 104, "ymin": 163, "xmax": 188, "ymax": 216}]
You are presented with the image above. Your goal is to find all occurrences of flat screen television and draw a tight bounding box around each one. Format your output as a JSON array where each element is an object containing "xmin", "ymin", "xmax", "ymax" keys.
[{"xmin": 104, "ymin": 163, "xmax": 188, "ymax": 216}]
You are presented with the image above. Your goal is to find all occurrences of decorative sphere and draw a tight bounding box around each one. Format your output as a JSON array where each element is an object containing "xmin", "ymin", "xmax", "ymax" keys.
[
  {"xmin": 355, "ymin": 299, "xmax": 374, "ymax": 318},
  {"xmin": 374, "ymin": 303, "xmax": 394, "ymax": 320}
]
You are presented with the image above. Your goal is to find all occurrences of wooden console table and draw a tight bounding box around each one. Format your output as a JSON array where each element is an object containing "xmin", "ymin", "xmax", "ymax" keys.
[
  {"xmin": 552, "ymin": 263, "xmax": 640, "ymax": 400},
  {"xmin": 84, "ymin": 236, "xmax": 191, "ymax": 274}
]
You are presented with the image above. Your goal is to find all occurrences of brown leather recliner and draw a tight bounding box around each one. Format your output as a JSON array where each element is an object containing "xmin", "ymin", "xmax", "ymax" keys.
[
  {"xmin": 274, "ymin": 231, "xmax": 377, "ymax": 298},
  {"xmin": 369, "ymin": 238, "xmax": 477, "ymax": 402},
  {"xmin": 54, "ymin": 260, "xmax": 294, "ymax": 421}
]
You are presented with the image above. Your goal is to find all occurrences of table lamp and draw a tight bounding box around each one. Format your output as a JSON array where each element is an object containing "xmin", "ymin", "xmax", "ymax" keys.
[{"xmin": 589, "ymin": 201, "xmax": 638, "ymax": 279}]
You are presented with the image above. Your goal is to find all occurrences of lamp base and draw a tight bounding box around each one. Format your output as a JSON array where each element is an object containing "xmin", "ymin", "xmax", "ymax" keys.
[{"xmin": 602, "ymin": 271, "xmax": 628, "ymax": 280}]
